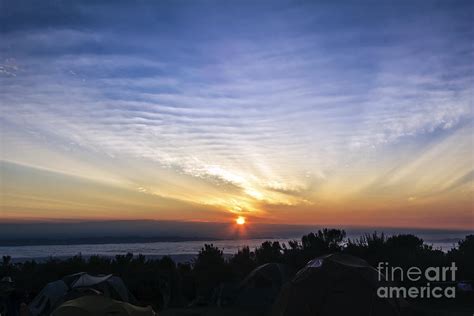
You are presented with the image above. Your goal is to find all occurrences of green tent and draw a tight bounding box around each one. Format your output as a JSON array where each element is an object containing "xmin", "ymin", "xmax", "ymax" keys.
[{"xmin": 52, "ymin": 295, "xmax": 156, "ymax": 316}]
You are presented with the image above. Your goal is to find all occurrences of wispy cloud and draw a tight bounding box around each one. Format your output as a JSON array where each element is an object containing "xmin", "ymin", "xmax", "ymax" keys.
[{"xmin": 1, "ymin": 0, "xmax": 472, "ymax": 227}]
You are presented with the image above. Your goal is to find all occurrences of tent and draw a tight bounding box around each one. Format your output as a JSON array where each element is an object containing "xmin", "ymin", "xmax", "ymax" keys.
[
  {"xmin": 104, "ymin": 276, "xmax": 134, "ymax": 303},
  {"xmin": 230, "ymin": 263, "xmax": 291, "ymax": 309},
  {"xmin": 72, "ymin": 273, "xmax": 112, "ymax": 288},
  {"xmin": 29, "ymin": 273, "xmax": 136, "ymax": 316},
  {"xmin": 29, "ymin": 280, "xmax": 68, "ymax": 316},
  {"xmin": 240, "ymin": 263, "xmax": 290, "ymax": 290},
  {"xmin": 271, "ymin": 253, "xmax": 407, "ymax": 316},
  {"xmin": 51, "ymin": 295, "xmax": 156, "ymax": 316},
  {"xmin": 67, "ymin": 273, "xmax": 134, "ymax": 303}
]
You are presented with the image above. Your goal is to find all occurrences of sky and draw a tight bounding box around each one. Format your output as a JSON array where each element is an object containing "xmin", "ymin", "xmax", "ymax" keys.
[{"xmin": 1, "ymin": 0, "xmax": 473, "ymax": 230}]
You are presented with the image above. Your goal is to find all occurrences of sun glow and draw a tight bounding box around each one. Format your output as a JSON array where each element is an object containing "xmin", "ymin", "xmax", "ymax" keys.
[{"xmin": 236, "ymin": 216, "xmax": 246, "ymax": 225}]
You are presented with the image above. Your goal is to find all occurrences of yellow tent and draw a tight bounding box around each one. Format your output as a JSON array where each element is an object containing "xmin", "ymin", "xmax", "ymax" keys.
[{"xmin": 52, "ymin": 295, "xmax": 156, "ymax": 316}]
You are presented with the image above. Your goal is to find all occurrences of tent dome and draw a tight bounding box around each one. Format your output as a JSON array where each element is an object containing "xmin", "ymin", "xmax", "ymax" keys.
[
  {"xmin": 272, "ymin": 253, "xmax": 406, "ymax": 316},
  {"xmin": 29, "ymin": 272, "xmax": 138, "ymax": 316},
  {"xmin": 51, "ymin": 295, "xmax": 156, "ymax": 316},
  {"xmin": 226, "ymin": 263, "xmax": 291, "ymax": 311}
]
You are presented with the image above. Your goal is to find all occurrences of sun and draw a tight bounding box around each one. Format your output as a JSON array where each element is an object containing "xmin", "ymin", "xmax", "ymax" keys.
[{"xmin": 236, "ymin": 216, "xmax": 246, "ymax": 225}]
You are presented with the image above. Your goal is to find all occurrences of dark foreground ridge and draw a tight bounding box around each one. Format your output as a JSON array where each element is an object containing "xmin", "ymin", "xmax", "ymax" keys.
[{"xmin": 1, "ymin": 229, "xmax": 473, "ymax": 316}]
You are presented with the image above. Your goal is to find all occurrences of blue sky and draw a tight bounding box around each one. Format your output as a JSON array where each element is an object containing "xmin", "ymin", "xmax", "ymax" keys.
[{"xmin": 1, "ymin": 0, "xmax": 473, "ymax": 228}]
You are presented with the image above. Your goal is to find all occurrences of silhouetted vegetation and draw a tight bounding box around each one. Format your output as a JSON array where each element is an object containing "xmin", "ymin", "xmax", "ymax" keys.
[
  {"xmin": 1, "ymin": 230, "xmax": 473, "ymax": 311},
  {"xmin": 448, "ymin": 234, "xmax": 474, "ymax": 280},
  {"xmin": 345, "ymin": 232, "xmax": 448, "ymax": 277}
]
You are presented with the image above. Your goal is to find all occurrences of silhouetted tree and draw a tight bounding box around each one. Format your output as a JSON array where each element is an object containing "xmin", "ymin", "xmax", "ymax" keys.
[
  {"xmin": 255, "ymin": 241, "xmax": 283, "ymax": 265},
  {"xmin": 282, "ymin": 240, "xmax": 306, "ymax": 270},
  {"xmin": 300, "ymin": 229, "xmax": 346, "ymax": 261},
  {"xmin": 229, "ymin": 246, "xmax": 256, "ymax": 280},
  {"xmin": 448, "ymin": 234, "xmax": 474, "ymax": 280},
  {"xmin": 1, "ymin": 256, "xmax": 12, "ymax": 276},
  {"xmin": 345, "ymin": 232, "xmax": 387, "ymax": 265},
  {"xmin": 193, "ymin": 244, "xmax": 230, "ymax": 298},
  {"xmin": 345, "ymin": 233, "xmax": 447, "ymax": 283},
  {"xmin": 178, "ymin": 262, "xmax": 196, "ymax": 303}
]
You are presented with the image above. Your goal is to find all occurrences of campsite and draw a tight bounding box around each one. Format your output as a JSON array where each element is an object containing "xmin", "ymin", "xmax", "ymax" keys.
[
  {"xmin": 1, "ymin": 230, "xmax": 473, "ymax": 316},
  {"xmin": 2, "ymin": 0, "xmax": 473, "ymax": 315}
]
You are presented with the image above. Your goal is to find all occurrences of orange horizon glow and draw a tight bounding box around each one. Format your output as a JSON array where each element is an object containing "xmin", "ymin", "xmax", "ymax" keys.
[
  {"xmin": 2, "ymin": 125, "xmax": 472, "ymax": 230},
  {"xmin": 1, "ymin": 156, "xmax": 472, "ymax": 230}
]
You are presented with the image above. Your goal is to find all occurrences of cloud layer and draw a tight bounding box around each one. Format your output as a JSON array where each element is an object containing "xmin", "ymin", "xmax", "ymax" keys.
[{"xmin": 1, "ymin": 0, "xmax": 473, "ymax": 228}]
